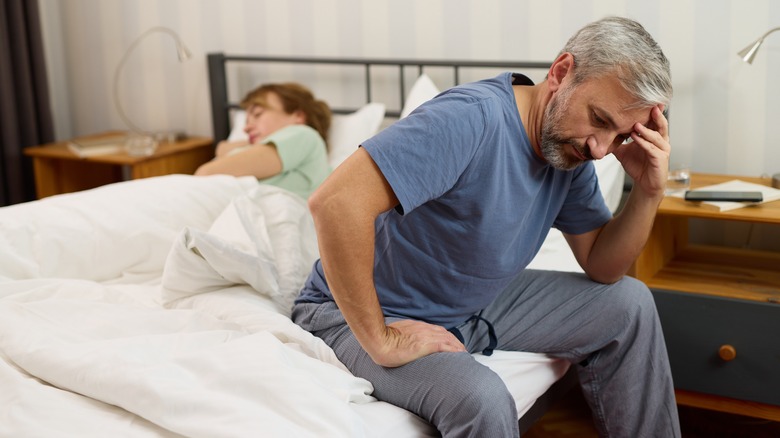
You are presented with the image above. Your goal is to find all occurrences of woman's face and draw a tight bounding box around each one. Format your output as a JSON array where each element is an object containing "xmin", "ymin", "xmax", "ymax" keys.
[{"xmin": 244, "ymin": 92, "xmax": 304, "ymax": 144}]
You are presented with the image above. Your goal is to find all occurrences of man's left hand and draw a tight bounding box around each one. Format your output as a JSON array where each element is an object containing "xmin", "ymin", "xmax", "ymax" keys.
[{"xmin": 613, "ymin": 105, "xmax": 670, "ymax": 199}]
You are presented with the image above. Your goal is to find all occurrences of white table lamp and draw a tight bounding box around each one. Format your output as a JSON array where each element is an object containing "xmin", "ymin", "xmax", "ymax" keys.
[
  {"xmin": 112, "ymin": 26, "xmax": 192, "ymax": 140},
  {"xmin": 737, "ymin": 26, "xmax": 780, "ymax": 64}
]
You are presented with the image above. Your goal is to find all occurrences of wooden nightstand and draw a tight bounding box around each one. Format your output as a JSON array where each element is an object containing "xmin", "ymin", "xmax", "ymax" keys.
[
  {"xmin": 630, "ymin": 173, "xmax": 780, "ymax": 421},
  {"xmin": 24, "ymin": 131, "xmax": 214, "ymax": 198}
]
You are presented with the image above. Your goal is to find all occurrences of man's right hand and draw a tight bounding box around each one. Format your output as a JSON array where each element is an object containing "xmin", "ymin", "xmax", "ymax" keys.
[{"xmin": 368, "ymin": 319, "xmax": 467, "ymax": 368}]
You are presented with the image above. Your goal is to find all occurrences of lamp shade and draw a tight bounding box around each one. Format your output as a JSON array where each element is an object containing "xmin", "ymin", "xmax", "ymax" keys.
[
  {"xmin": 738, "ymin": 39, "xmax": 764, "ymax": 64},
  {"xmin": 738, "ymin": 26, "xmax": 780, "ymax": 64},
  {"xmin": 175, "ymin": 41, "xmax": 192, "ymax": 62}
]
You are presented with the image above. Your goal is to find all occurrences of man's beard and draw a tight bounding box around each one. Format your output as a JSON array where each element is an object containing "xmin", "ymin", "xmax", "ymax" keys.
[{"xmin": 539, "ymin": 83, "xmax": 592, "ymax": 171}]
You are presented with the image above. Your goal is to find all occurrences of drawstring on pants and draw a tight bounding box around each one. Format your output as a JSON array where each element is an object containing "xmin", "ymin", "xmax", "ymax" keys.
[{"xmin": 448, "ymin": 313, "xmax": 498, "ymax": 356}]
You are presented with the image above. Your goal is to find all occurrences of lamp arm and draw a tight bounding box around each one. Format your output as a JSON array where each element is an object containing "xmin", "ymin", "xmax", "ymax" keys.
[
  {"xmin": 112, "ymin": 26, "xmax": 191, "ymax": 135},
  {"xmin": 758, "ymin": 26, "xmax": 780, "ymax": 40}
]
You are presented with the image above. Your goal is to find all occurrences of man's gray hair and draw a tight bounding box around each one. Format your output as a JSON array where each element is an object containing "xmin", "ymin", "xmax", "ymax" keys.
[{"xmin": 560, "ymin": 16, "xmax": 672, "ymax": 108}]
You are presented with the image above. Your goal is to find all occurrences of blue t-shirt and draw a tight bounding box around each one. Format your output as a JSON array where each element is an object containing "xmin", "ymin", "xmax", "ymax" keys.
[{"xmin": 296, "ymin": 72, "xmax": 612, "ymax": 327}]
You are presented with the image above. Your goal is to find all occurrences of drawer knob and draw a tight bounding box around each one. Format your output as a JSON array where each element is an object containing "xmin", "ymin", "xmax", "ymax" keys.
[{"xmin": 718, "ymin": 344, "xmax": 737, "ymax": 362}]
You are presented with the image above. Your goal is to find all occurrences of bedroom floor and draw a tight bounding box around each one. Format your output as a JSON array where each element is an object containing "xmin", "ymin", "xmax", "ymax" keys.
[{"xmin": 524, "ymin": 386, "xmax": 780, "ymax": 437}]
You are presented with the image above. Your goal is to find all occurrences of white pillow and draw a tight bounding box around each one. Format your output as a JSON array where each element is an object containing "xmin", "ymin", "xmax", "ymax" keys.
[
  {"xmin": 400, "ymin": 73, "xmax": 440, "ymax": 118},
  {"xmin": 225, "ymin": 102, "xmax": 386, "ymax": 169},
  {"xmin": 227, "ymin": 110, "xmax": 248, "ymax": 142},
  {"xmin": 327, "ymin": 102, "xmax": 385, "ymax": 168}
]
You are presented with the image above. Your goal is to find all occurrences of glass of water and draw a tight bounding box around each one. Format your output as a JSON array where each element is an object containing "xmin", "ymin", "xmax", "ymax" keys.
[
  {"xmin": 665, "ymin": 164, "xmax": 691, "ymax": 195},
  {"xmin": 124, "ymin": 134, "xmax": 158, "ymax": 157}
]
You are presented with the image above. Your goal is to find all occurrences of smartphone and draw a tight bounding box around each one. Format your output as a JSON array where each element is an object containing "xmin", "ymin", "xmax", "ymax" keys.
[{"xmin": 684, "ymin": 190, "xmax": 763, "ymax": 202}]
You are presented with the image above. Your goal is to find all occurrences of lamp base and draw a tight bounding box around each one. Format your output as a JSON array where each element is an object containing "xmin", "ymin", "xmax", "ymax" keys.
[{"xmin": 772, "ymin": 173, "xmax": 780, "ymax": 189}]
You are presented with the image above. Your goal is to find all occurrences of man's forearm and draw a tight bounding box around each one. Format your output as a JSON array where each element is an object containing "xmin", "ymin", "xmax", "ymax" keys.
[
  {"xmin": 586, "ymin": 188, "xmax": 664, "ymax": 282},
  {"xmin": 306, "ymin": 148, "xmax": 403, "ymax": 363},
  {"xmin": 311, "ymin": 191, "xmax": 389, "ymax": 360}
]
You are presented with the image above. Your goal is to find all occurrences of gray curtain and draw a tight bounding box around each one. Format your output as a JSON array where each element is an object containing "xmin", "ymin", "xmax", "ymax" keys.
[{"xmin": 0, "ymin": 0, "xmax": 54, "ymax": 206}]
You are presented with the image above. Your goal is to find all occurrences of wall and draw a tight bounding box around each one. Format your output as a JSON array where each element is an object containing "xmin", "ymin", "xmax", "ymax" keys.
[{"xmin": 38, "ymin": 0, "xmax": 780, "ymax": 177}]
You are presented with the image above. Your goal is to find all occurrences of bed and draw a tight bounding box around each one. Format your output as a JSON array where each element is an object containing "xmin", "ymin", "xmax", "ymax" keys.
[{"xmin": 0, "ymin": 54, "xmax": 626, "ymax": 437}]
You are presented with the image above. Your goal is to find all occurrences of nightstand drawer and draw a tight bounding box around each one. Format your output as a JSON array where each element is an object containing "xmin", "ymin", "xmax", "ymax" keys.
[{"xmin": 651, "ymin": 289, "xmax": 780, "ymax": 406}]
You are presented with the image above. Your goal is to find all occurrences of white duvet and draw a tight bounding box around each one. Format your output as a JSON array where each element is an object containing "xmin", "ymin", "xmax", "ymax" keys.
[{"xmin": 0, "ymin": 173, "xmax": 583, "ymax": 437}]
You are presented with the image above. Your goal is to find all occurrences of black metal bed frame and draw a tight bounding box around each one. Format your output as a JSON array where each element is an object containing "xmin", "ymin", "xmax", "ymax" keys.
[{"xmin": 207, "ymin": 52, "xmax": 551, "ymax": 142}]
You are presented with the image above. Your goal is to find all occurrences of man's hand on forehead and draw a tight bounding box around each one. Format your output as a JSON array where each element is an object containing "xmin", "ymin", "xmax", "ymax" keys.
[
  {"xmin": 634, "ymin": 104, "xmax": 666, "ymax": 134},
  {"xmin": 633, "ymin": 104, "xmax": 666, "ymax": 137}
]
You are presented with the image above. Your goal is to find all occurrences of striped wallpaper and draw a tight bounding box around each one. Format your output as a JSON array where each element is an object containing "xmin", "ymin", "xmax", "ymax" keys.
[{"xmin": 38, "ymin": 0, "xmax": 780, "ymax": 177}]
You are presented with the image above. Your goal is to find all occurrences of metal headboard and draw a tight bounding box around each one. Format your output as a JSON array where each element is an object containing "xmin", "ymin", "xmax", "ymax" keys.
[{"xmin": 207, "ymin": 53, "xmax": 551, "ymax": 142}]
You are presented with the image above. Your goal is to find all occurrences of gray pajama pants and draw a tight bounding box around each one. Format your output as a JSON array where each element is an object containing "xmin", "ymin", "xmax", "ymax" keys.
[{"xmin": 291, "ymin": 269, "xmax": 681, "ymax": 437}]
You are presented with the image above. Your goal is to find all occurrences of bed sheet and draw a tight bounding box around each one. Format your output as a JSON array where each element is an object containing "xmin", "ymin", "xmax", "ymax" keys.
[{"xmin": 0, "ymin": 174, "xmax": 572, "ymax": 437}]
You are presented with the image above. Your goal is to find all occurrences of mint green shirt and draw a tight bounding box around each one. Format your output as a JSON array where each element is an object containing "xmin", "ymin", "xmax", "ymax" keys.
[{"xmin": 259, "ymin": 125, "xmax": 331, "ymax": 199}]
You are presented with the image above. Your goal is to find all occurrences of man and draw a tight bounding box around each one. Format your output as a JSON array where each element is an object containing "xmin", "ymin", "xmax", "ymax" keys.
[{"xmin": 293, "ymin": 16, "xmax": 680, "ymax": 437}]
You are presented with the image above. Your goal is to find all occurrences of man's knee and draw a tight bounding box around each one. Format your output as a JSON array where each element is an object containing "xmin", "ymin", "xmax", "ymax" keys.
[
  {"xmin": 419, "ymin": 354, "xmax": 517, "ymax": 436},
  {"xmin": 369, "ymin": 352, "xmax": 516, "ymax": 435},
  {"xmin": 606, "ymin": 276, "xmax": 658, "ymax": 322},
  {"xmin": 443, "ymin": 359, "xmax": 513, "ymax": 415}
]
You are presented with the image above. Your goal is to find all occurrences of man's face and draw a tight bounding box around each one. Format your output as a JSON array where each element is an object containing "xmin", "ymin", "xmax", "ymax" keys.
[{"xmin": 540, "ymin": 73, "xmax": 653, "ymax": 171}]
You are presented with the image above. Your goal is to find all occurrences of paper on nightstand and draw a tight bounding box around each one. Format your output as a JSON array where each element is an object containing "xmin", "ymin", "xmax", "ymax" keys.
[
  {"xmin": 67, "ymin": 134, "xmax": 126, "ymax": 157},
  {"xmin": 672, "ymin": 179, "xmax": 780, "ymax": 211}
]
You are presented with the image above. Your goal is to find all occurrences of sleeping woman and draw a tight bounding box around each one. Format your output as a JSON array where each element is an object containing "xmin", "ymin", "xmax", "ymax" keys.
[{"xmin": 195, "ymin": 83, "xmax": 332, "ymax": 199}]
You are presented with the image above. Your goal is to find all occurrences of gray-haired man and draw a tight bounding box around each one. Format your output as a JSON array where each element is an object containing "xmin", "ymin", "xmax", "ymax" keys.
[{"xmin": 294, "ymin": 16, "xmax": 680, "ymax": 437}]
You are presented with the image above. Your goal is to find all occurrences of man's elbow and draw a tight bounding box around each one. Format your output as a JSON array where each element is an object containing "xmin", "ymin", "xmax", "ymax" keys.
[
  {"xmin": 584, "ymin": 267, "xmax": 626, "ymax": 285},
  {"xmin": 307, "ymin": 185, "xmax": 332, "ymax": 221},
  {"xmin": 307, "ymin": 181, "xmax": 352, "ymax": 230}
]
